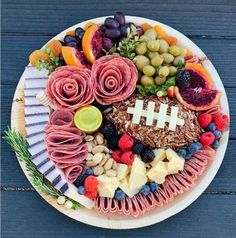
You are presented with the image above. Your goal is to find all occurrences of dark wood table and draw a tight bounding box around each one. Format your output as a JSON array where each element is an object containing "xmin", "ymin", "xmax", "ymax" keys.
[{"xmin": 1, "ymin": 0, "xmax": 236, "ymax": 237}]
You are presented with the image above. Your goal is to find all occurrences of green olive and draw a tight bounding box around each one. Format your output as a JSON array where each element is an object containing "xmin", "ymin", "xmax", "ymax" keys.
[
  {"xmin": 169, "ymin": 66, "xmax": 177, "ymax": 76},
  {"xmin": 173, "ymin": 56, "xmax": 185, "ymax": 66},
  {"xmin": 147, "ymin": 40, "xmax": 160, "ymax": 52},
  {"xmin": 151, "ymin": 55, "xmax": 164, "ymax": 67},
  {"xmin": 159, "ymin": 40, "xmax": 169, "ymax": 53},
  {"xmin": 148, "ymin": 51, "xmax": 159, "ymax": 59},
  {"xmin": 154, "ymin": 76, "xmax": 166, "ymax": 85},
  {"xmin": 180, "ymin": 47, "xmax": 187, "ymax": 57},
  {"xmin": 133, "ymin": 55, "xmax": 150, "ymax": 71},
  {"xmin": 140, "ymin": 35, "xmax": 151, "ymax": 42},
  {"xmin": 162, "ymin": 53, "xmax": 174, "ymax": 64},
  {"xmin": 158, "ymin": 66, "xmax": 170, "ymax": 77},
  {"xmin": 143, "ymin": 65, "xmax": 156, "ymax": 76},
  {"xmin": 144, "ymin": 29, "xmax": 157, "ymax": 40},
  {"xmin": 141, "ymin": 75, "xmax": 154, "ymax": 87},
  {"xmin": 135, "ymin": 42, "xmax": 147, "ymax": 55},
  {"xmin": 169, "ymin": 45, "xmax": 181, "ymax": 56}
]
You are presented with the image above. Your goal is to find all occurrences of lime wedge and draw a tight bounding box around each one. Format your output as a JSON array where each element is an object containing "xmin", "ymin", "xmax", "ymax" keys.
[{"xmin": 74, "ymin": 105, "xmax": 102, "ymax": 133}]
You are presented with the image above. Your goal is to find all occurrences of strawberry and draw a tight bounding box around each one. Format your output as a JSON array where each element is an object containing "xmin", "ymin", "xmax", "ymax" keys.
[
  {"xmin": 118, "ymin": 133, "xmax": 134, "ymax": 151},
  {"xmin": 112, "ymin": 150, "xmax": 122, "ymax": 163},
  {"xmin": 120, "ymin": 151, "xmax": 134, "ymax": 165},
  {"xmin": 197, "ymin": 113, "xmax": 212, "ymax": 128},
  {"xmin": 200, "ymin": 132, "xmax": 215, "ymax": 146},
  {"xmin": 212, "ymin": 113, "xmax": 229, "ymax": 131},
  {"xmin": 167, "ymin": 86, "xmax": 175, "ymax": 98}
]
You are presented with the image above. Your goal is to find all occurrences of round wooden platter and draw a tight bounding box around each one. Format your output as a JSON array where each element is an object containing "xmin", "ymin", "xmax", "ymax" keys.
[{"xmin": 10, "ymin": 16, "xmax": 230, "ymax": 229}]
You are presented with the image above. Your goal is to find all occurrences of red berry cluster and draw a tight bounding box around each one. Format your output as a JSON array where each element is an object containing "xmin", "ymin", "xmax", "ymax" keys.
[
  {"xmin": 112, "ymin": 133, "xmax": 134, "ymax": 165},
  {"xmin": 197, "ymin": 112, "xmax": 229, "ymax": 131},
  {"xmin": 84, "ymin": 176, "xmax": 99, "ymax": 199}
]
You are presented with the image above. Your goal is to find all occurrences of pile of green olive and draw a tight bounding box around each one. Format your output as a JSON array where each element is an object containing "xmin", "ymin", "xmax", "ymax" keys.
[{"xmin": 133, "ymin": 28, "xmax": 187, "ymax": 87}]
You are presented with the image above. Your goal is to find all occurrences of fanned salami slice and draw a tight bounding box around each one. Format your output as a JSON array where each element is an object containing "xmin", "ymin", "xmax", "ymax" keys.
[
  {"xmin": 50, "ymin": 110, "xmax": 74, "ymax": 127},
  {"xmin": 46, "ymin": 66, "xmax": 94, "ymax": 110},
  {"xmin": 91, "ymin": 55, "xmax": 138, "ymax": 105},
  {"xmin": 94, "ymin": 147, "xmax": 215, "ymax": 217},
  {"xmin": 64, "ymin": 164, "xmax": 85, "ymax": 183}
]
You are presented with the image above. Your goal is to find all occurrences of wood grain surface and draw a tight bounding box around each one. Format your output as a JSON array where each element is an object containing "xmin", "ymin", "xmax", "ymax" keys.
[{"xmin": 1, "ymin": 0, "xmax": 236, "ymax": 237}]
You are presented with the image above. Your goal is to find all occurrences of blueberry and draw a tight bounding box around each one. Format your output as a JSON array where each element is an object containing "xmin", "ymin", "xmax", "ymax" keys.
[
  {"xmin": 208, "ymin": 123, "xmax": 216, "ymax": 132},
  {"xmin": 107, "ymin": 135, "xmax": 119, "ymax": 151},
  {"xmin": 178, "ymin": 148, "xmax": 187, "ymax": 158},
  {"xmin": 141, "ymin": 148, "xmax": 155, "ymax": 163},
  {"xmin": 85, "ymin": 168, "xmax": 93, "ymax": 176},
  {"xmin": 188, "ymin": 142, "xmax": 202, "ymax": 154},
  {"xmin": 132, "ymin": 141, "xmax": 146, "ymax": 154},
  {"xmin": 212, "ymin": 140, "xmax": 220, "ymax": 149},
  {"xmin": 75, "ymin": 27, "xmax": 84, "ymax": 41},
  {"xmin": 213, "ymin": 130, "xmax": 222, "ymax": 139},
  {"xmin": 77, "ymin": 186, "xmax": 85, "ymax": 195},
  {"xmin": 185, "ymin": 150, "xmax": 193, "ymax": 160},
  {"xmin": 149, "ymin": 182, "xmax": 159, "ymax": 192},
  {"xmin": 140, "ymin": 185, "xmax": 151, "ymax": 196},
  {"xmin": 114, "ymin": 189, "xmax": 125, "ymax": 200},
  {"xmin": 101, "ymin": 122, "xmax": 117, "ymax": 139}
]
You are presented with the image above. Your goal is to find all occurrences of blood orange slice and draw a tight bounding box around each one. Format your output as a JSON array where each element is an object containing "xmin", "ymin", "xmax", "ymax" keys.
[
  {"xmin": 82, "ymin": 25, "xmax": 103, "ymax": 64},
  {"xmin": 175, "ymin": 64, "xmax": 222, "ymax": 111},
  {"xmin": 62, "ymin": 46, "xmax": 88, "ymax": 67}
]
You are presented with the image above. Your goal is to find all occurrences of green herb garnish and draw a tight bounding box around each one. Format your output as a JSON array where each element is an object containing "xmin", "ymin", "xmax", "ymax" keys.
[
  {"xmin": 3, "ymin": 128, "xmax": 80, "ymax": 208},
  {"xmin": 107, "ymin": 25, "xmax": 140, "ymax": 60}
]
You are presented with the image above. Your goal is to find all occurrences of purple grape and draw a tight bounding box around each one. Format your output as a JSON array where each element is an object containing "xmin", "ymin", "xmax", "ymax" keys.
[
  {"xmin": 105, "ymin": 28, "xmax": 121, "ymax": 41},
  {"xmin": 64, "ymin": 35, "xmax": 77, "ymax": 44},
  {"xmin": 67, "ymin": 41, "xmax": 79, "ymax": 48},
  {"xmin": 114, "ymin": 12, "xmax": 125, "ymax": 25},
  {"xmin": 75, "ymin": 27, "xmax": 84, "ymax": 41},
  {"xmin": 136, "ymin": 26, "xmax": 144, "ymax": 36},
  {"xmin": 99, "ymin": 24, "xmax": 107, "ymax": 35},
  {"xmin": 120, "ymin": 24, "xmax": 129, "ymax": 37},
  {"xmin": 102, "ymin": 37, "xmax": 114, "ymax": 50},
  {"xmin": 105, "ymin": 17, "xmax": 120, "ymax": 28}
]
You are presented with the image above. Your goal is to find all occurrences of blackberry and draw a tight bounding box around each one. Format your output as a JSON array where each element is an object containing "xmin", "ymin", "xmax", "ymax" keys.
[
  {"xmin": 74, "ymin": 174, "xmax": 87, "ymax": 187},
  {"xmin": 92, "ymin": 100, "xmax": 110, "ymax": 111},
  {"xmin": 175, "ymin": 70, "xmax": 191, "ymax": 88},
  {"xmin": 107, "ymin": 134, "xmax": 119, "ymax": 151},
  {"xmin": 101, "ymin": 122, "xmax": 117, "ymax": 139},
  {"xmin": 141, "ymin": 148, "xmax": 155, "ymax": 163},
  {"xmin": 132, "ymin": 141, "xmax": 146, "ymax": 154}
]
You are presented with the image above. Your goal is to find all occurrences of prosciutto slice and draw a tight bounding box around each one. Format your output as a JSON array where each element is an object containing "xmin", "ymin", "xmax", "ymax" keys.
[
  {"xmin": 46, "ymin": 66, "xmax": 94, "ymax": 110},
  {"xmin": 50, "ymin": 110, "xmax": 74, "ymax": 127},
  {"xmin": 91, "ymin": 55, "xmax": 138, "ymax": 105},
  {"xmin": 94, "ymin": 146, "xmax": 215, "ymax": 217},
  {"xmin": 45, "ymin": 123, "xmax": 88, "ymax": 182}
]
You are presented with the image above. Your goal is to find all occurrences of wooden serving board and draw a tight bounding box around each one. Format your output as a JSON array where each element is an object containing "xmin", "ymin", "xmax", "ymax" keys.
[{"xmin": 10, "ymin": 16, "xmax": 230, "ymax": 229}]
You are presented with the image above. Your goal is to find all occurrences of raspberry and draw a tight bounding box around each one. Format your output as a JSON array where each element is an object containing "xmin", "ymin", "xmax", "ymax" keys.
[
  {"xmin": 112, "ymin": 150, "xmax": 122, "ymax": 163},
  {"xmin": 200, "ymin": 132, "xmax": 215, "ymax": 146},
  {"xmin": 120, "ymin": 151, "xmax": 134, "ymax": 165},
  {"xmin": 84, "ymin": 190, "xmax": 98, "ymax": 200},
  {"xmin": 197, "ymin": 113, "xmax": 212, "ymax": 128},
  {"xmin": 212, "ymin": 113, "xmax": 229, "ymax": 131},
  {"xmin": 118, "ymin": 133, "xmax": 134, "ymax": 151},
  {"xmin": 84, "ymin": 176, "xmax": 99, "ymax": 192}
]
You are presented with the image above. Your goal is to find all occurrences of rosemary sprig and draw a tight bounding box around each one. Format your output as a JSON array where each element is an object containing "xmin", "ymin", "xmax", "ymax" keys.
[
  {"xmin": 3, "ymin": 128, "xmax": 80, "ymax": 208},
  {"xmin": 107, "ymin": 25, "xmax": 140, "ymax": 60},
  {"xmin": 36, "ymin": 45, "xmax": 62, "ymax": 74}
]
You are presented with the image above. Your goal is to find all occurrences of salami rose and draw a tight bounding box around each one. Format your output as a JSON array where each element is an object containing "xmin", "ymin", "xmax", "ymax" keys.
[
  {"xmin": 46, "ymin": 66, "xmax": 94, "ymax": 111},
  {"xmin": 91, "ymin": 55, "xmax": 138, "ymax": 105}
]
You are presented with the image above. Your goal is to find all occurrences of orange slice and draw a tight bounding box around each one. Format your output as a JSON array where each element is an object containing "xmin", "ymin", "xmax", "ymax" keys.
[
  {"xmin": 140, "ymin": 23, "xmax": 152, "ymax": 32},
  {"xmin": 154, "ymin": 25, "xmax": 168, "ymax": 39},
  {"xmin": 62, "ymin": 46, "xmax": 87, "ymax": 67},
  {"xmin": 66, "ymin": 30, "xmax": 75, "ymax": 36},
  {"xmin": 29, "ymin": 50, "xmax": 51, "ymax": 66},
  {"xmin": 163, "ymin": 36, "xmax": 177, "ymax": 46},
  {"xmin": 47, "ymin": 40, "xmax": 62, "ymax": 57},
  {"xmin": 82, "ymin": 25, "xmax": 102, "ymax": 64},
  {"xmin": 84, "ymin": 21, "xmax": 96, "ymax": 31}
]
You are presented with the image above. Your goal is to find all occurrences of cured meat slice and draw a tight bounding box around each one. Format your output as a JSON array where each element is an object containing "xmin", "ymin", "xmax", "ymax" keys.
[
  {"xmin": 94, "ymin": 146, "xmax": 215, "ymax": 217},
  {"xmin": 46, "ymin": 66, "xmax": 94, "ymax": 110},
  {"xmin": 91, "ymin": 55, "xmax": 138, "ymax": 105},
  {"xmin": 50, "ymin": 110, "xmax": 74, "ymax": 127},
  {"xmin": 45, "ymin": 124, "xmax": 88, "ymax": 182}
]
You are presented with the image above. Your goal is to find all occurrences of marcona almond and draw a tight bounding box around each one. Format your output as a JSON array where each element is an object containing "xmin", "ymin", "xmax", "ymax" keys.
[
  {"xmin": 92, "ymin": 152, "xmax": 104, "ymax": 164},
  {"xmin": 95, "ymin": 134, "xmax": 104, "ymax": 145},
  {"xmin": 85, "ymin": 153, "xmax": 93, "ymax": 161},
  {"xmin": 86, "ymin": 142, "xmax": 93, "ymax": 153},
  {"xmin": 85, "ymin": 135, "xmax": 94, "ymax": 142},
  {"xmin": 86, "ymin": 160, "xmax": 97, "ymax": 167},
  {"xmin": 104, "ymin": 158, "xmax": 113, "ymax": 170},
  {"xmin": 112, "ymin": 160, "xmax": 118, "ymax": 170},
  {"xmin": 93, "ymin": 166, "xmax": 104, "ymax": 176},
  {"xmin": 99, "ymin": 156, "xmax": 108, "ymax": 167},
  {"xmin": 92, "ymin": 145, "xmax": 105, "ymax": 154}
]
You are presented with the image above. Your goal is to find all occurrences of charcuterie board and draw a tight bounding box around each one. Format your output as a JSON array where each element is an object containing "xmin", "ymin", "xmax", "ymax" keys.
[{"xmin": 10, "ymin": 15, "xmax": 229, "ymax": 229}]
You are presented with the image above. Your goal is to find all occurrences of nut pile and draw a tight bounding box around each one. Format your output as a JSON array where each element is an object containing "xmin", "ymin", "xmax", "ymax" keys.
[{"xmin": 85, "ymin": 133, "xmax": 118, "ymax": 177}]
